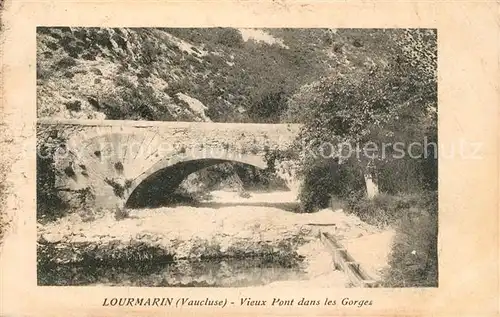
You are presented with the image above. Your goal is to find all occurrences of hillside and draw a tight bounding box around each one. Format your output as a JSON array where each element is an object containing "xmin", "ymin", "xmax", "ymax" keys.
[{"xmin": 36, "ymin": 27, "xmax": 396, "ymax": 123}]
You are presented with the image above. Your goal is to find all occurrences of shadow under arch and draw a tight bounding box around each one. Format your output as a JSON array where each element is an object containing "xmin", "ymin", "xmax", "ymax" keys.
[{"xmin": 125, "ymin": 151, "xmax": 268, "ymax": 209}]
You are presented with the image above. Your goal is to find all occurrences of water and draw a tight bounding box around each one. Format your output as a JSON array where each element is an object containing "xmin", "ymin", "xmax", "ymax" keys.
[{"xmin": 38, "ymin": 257, "xmax": 308, "ymax": 287}]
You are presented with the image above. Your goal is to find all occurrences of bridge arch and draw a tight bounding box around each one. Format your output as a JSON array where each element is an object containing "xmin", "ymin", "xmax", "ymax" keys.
[{"xmin": 124, "ymin": 149, "xmax": 268, "ymax": 208}]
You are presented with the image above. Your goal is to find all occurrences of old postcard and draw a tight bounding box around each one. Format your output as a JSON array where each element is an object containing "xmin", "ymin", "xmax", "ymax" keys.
[{"xmin": 0, "ymin": 1, "xmax": 498, "ymax": 316}]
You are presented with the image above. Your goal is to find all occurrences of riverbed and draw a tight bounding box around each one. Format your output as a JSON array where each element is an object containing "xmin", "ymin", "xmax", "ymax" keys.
[{"xmin": 37, "ymin": 190, "xmax": 393, "ymax": 287}]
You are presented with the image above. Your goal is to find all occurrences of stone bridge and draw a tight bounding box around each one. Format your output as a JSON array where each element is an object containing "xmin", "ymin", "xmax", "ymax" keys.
[{"xmin": 37, "ymin": 119, "xmax": 301, "ymax": 210}]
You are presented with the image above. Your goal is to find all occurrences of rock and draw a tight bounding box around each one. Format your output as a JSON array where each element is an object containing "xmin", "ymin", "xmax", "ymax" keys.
[
  {"xmin": 175, "ymin": 93, "xmax": 211, "ymax": 122},
  {"xmin": 41, "ymin": 233, "xmax": 64, "ymax": 243}
]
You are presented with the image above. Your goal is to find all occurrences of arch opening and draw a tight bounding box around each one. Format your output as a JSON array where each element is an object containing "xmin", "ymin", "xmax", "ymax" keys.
[{"xmin": 125, "ymin": 158, "xmax": 286, "ymax": 209}]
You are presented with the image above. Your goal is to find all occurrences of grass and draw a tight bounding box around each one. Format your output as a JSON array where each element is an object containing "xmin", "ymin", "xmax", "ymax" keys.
[
  {"xmin": 343, "ymin": 191, "xmax": 438, "ymax": 287},
  {"xmin": 344, "ymin": 191, "xmax": 435, "ymax": 228},
  {"xmin": 382, "ymin": 206, "xmax": 438, "ymax": 287}
]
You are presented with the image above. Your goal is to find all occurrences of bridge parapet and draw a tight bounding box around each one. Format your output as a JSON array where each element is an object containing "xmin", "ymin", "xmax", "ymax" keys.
[{"xmin": 37, "ymin": 119, "xmax": 301, "ymax": 156}]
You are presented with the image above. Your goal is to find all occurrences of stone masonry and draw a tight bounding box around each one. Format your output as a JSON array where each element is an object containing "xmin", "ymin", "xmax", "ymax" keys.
[{"xmin": 37, "ymin": 119, "xmax": 301, "ymax": 210}]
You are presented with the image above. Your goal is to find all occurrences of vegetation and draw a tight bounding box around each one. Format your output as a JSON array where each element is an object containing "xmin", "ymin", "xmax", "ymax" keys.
[
  {"xmin": 339, "ymin": 191, "xmax": 438, "ymax": 287},
  {"xmin": 36, "ymin": 126, "xmax": 72, "ymax": 222},
  {"xmin": 37, "ymin": 27, "xmax": 329, "ymax": 123},
  {"xmin": 285, "ymin": 29, "xmax": 438, "ymax": 287},
  {"xmin": 36, "ymin": 27, "xmax": 438, "ymax": 287}
]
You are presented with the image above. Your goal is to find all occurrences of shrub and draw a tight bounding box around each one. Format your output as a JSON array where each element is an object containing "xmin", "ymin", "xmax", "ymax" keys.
[
  {"xmin": 55, "ymin": 56, "xmax": 77, "ymax": 69},
  {"xmin": 298, "ymin": 158, "xmax": 340, "ymax": 212},
  {"xmin": 58, "ymin": 35, "xmax": 73, "ymax": 48},
  {"xmin": 141, "ymin": 40, "xmax": 161, "ymax": 63},
  {"xmin": 214, "ymin": 28, "xmax": 244, "ymax": 48},
  {"xmin": 81, "ymin": 51, "xmax": 98, "ymax": 61},
  {"xmin": 117, "ymin": 62, "xmax": 129, "ymax": 74},
  {"xmin": 345, "ymin": 191, "xmax": 433, "ymax": 228},
  {"xmin": 112, "ymin": 32, "xmax": 128, "ymax": 51},
  {"xmin": 36, "ymin": 154, "xmax": 68, "ymax": 222},
  {"xmin": 90, "ymin": 67, "xmax": 103, "ymax": 75},
  {"xmin": 114, "ymin": 75, "xmax": 135, "ymax": 89},
  {"xmin": 138, "ymin": 68, "xmax": 151, "ymax": 78},
  {"xmin": 344, "ymin": 190, "xmax": 438, "ymax": 287},
  {"xmin": 298, "ymin": 157, "xmax": 365, "ymax": 212},
  {"xmin": 73, "ymin": 28, "xmax": 88, "ymax": 41},
  {"xmin": 376, "ymin": 157, "xmax": 425, "ymax": 194},
  {"xmin": 63, "ymin": 71, "xmax": 74, "ymax": 79},
  {"xmin": 93, "ymin": 30, "xmax": 114, "ymax": 50},
  {"xmin": 64, "ymin": 44, "xmax": 84, "ymax": 58},
  {"xmin": 99, "ymin": 82, "xmax": 177, "ymax": 121},
  {"xmin": 330, "ymin": 159, "xmax": 366, "ymax": 199},
  {"xmin": 78, "ymin": 207, "xmax": 107, "ymax": 223},
  {"xmin": 37, "ymin": 63, "xmax": 51, "ymax": 80},
  {"xmin": 45, "ymin": 41, "xmax": 58, "ymax": 51},
  {"xmin": 247, "ymin": 89, "xmax": 288, "ymax": 123},
  {"xmin": 382, "ymin": 204, "xmax": 438, "ymax": 287},
  {"xmin": 64, "ymin": 100, "xmax": 82, "ymax": 111}
]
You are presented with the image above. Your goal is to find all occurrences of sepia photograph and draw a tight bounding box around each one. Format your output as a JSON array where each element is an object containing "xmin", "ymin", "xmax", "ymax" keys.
[{"xmin": 34, "ymin": 27, "xmax": 438, "ymax": 288}]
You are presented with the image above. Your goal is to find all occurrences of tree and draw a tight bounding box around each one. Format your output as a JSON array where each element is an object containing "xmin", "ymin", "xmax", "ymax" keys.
[
  {"xmin": 214, "ymin": 28, "xmax": 244, "ymax": 48},
  {"xmin": 247, "ymin": 88, "xmax": 288, "ymax": 123},
  {"xmin": 294, "ymin": 29, "xmax": 437, "ymax": 205}
]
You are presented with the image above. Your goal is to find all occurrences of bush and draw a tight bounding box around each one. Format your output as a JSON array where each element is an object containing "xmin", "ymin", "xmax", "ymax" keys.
[
  {"xmin": 214, "ymin": 28, "xmax": 244, "ymax": 48},
  {"xmin": 37, "ymin": 63, "xmax": 51, "ymax": 80},
  {"xmin": 247, "ymin": 89, "xmax": 288, "ymax": 123},
  {"xmin": 138, "ymin": 68, "xmax": 151, "ymax": 78},
  {"xmin": 112, "ymin": 32, "xmax": 128, "ymax": 51},
  {"xmin": 114, "ymin": 75, "xmax": 135, "ymax": 89},
  {"xmin": 45, "ymin": 41, "xmax": 58, "ymax": 51},
  {"xmin": 298, "ymin": 158, "xmax": 340, "ymax": 212},
  {"xmin": 54, "ymin": 56, "xmax": 77, "ymax": 69},
  {"xmin": 141, "ymin": 40, "xmax": 161, "ymax": 64},
  {"xmin": 63, "ymin": 44, "xmax": 84, "ymax": 58},
  {"xmin": 344, "ymin": 190, "xmax": 438, "ymax": 287},
  {"xmin": 298, "ymin": 157, "xmax": 365, "ymax": 212},
  {"xmin": 81, "ymin": 51, "xmax": 98, "ymax": 61},
  {"xmin": 376, "ymin": 157, "xmax": 425, "ymax": 194},
  {"xmin": 93, "ymin": 30, "xmax": 114, "ymax": 50},
  {"xmin": 382, "ymin": 204, "xmax": 438, "ymax": 287},
  {"xmin": 36, "ymin": 155, "xmax": 68, "ymax": 221},
  {"xmin": 331, "ymin": 159, "xmax": 366, "ymax": 199},
  {"xmin": 63, "ymin": 71, "xmax": 74, "ymax": 79},
  {"xmin": 345, "ymin": 191, "xmax": 434, "ymax": 228},
  {"xmin": 64, "ymin": 100, "xmax": 82, "ymax": 111},
  {"xmin": 90, "ymin": 67, "xmax": 103, "ymax": 75}
]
